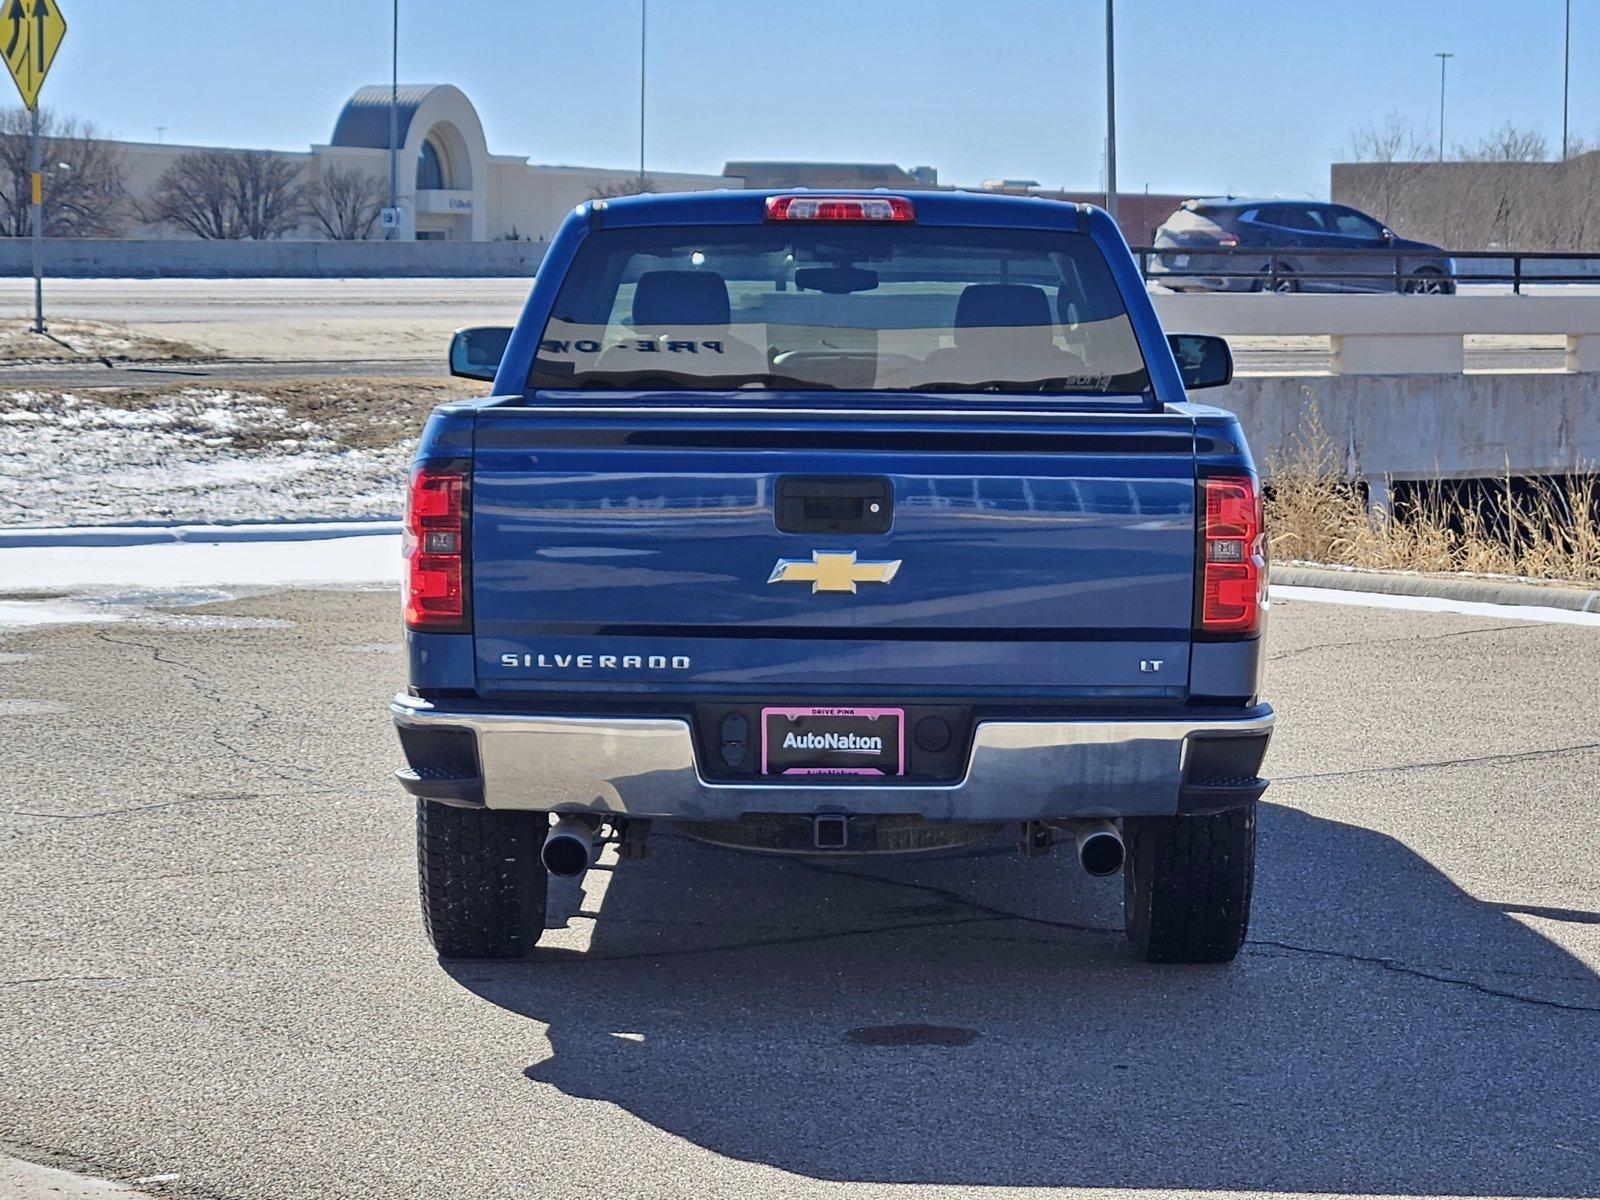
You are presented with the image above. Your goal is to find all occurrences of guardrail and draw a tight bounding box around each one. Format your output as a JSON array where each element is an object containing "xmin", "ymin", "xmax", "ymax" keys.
[{"xmin": 1132, "ymin": 245, "xmax": 1600, "ymax": 294}]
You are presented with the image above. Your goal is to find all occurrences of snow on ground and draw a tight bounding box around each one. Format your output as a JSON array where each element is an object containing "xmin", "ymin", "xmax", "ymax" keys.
[
  {"xmin": 0, "ymin": 533, "xmax": 399, "ymax": 593},
  {"xmin": 0, "ymin": 380, "xmax": 470, "ymax": 526},
  {"xmin": 0, "ymin": 531, "xmax": 399, "ymax": 631}
]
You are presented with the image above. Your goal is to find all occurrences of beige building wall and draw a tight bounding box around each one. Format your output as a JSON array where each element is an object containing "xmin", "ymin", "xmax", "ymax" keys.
[{"xmin": 94, "ymin": 84, "xmax": 738, "ymax": 244}]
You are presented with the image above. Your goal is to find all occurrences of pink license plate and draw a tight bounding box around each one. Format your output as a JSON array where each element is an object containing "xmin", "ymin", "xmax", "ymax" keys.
[{"xmin": 761, "ymin": 706, "xmax": 905, "ymax": 777}]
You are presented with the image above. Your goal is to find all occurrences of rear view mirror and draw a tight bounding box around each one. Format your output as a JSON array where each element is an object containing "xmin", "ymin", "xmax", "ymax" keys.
[
  {"xmin": 795, "ymin": 266, "xmax": 879, "ymax": 294},
  {"xmin": 449, "ymin": 326, "xmax": 513, "ymax": 382},
  {"xmin": 1167, "ymin": 333, "xmax": 1233, "ymax": 390}
]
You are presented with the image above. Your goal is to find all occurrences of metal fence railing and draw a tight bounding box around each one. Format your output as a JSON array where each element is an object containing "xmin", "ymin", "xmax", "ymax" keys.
[{"xmin": 1130, "ymin": 245, "xmax": 1600, "ymax": 294}]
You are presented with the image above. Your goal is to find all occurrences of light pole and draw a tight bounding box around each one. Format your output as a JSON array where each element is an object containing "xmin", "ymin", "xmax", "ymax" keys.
[
  {"xmin": 389, "ymin": 0, "xmax": 400, "ymax": 239},
  {"xmin": 1435, "ymin": 52, "xmax": 1453, "ymax": 161},
  {"xmin": 638, "ymin": 0, "xmax": 647, "ymax": 189},
  {"xmin": 1563, "ymin": 0, "xmax": 1572, "ymax": 159},
  {"xmin": 1104, "ymin": 0, "xmax": 1118, "ymax": 223},
  {"xmin": 30, "ymin": 104, "xmax": 41, "ymax": 333}
]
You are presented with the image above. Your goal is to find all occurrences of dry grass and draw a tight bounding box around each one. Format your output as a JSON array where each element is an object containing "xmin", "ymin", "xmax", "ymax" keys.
[
  {"xmin": 1267, "ymin": 408, "xmax": 1600, "ymax": 585},
  {"xmin": 0, "ymin": 318, "xmax": 212, "ymax": 363}
]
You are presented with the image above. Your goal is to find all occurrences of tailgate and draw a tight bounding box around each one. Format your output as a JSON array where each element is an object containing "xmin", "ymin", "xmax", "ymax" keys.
[{"xmin": 470, "ymin": 402, "xmax": 1197, "ymax": 699}]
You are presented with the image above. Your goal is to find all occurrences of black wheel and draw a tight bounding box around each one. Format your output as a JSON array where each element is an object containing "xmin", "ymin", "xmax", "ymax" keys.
[
  {"xmin": 417, "ymin": 799, "xmax": 548, "ymax": 959},
  {"xmin": 1404, "ymin": 267, "xmax": 1452, "ymax": 295},
  {"xmin": 1123, "ymin": 804, "xmax": 1256, "ymax": 964},
  {"xmin": 1255, "ymin": 264, "xmax": 1298, "ymax": 293}
]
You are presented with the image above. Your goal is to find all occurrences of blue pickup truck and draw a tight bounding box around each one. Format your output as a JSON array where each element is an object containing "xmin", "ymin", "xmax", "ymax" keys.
[{"xmin": 392, "ymin": 189, "xmax": 1272, "ymax": 964}]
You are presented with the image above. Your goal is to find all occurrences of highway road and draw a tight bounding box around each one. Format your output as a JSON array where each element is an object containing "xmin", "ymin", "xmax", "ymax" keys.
[
  {"xmin": 0, "ymin": 586, "xmax": 1596, "ymax": 1200},
  {"xmin": 0, "ymin": 277, "xmax": 1579, "ymax": 378}
]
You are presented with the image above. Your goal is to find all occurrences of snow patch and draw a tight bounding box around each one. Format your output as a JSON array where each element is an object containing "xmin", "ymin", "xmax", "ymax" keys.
[
  {"xmin": 1271, "ymin": 584, "xmax": 1600, "ymax": 628},
  {"xmin": 0, "ymin": 533, "xmax": 399, "ymax": 594},
  {"xmin": 0, "ymin": 387, "xmax": 409, "ymax": 526}
]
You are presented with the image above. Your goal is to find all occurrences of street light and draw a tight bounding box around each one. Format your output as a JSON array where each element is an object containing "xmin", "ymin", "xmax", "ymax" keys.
[
  {"xmin": 638, "ymin": 0, "xmax": 647, "ymax": 188},
  {"xmin": 1435, "ymin": 52, "xmax": 1453, "ymax": 162},
  {"xmin": 1563, "ymin": 0, "xmax": 1572, "ymax": 159},
  {"xmin": 1104, "ymin": 0, "xmax": 1118, "ymax": 222}
]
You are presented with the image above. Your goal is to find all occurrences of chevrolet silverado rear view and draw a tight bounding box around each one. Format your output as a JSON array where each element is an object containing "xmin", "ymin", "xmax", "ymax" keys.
[{"xmin": 393, "ymin": 189, "xmax": 1272, "ymax": 965}]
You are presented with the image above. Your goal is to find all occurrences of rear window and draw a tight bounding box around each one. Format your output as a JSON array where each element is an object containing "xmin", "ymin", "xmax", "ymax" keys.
[{"xmin": 528, "ymin": 224, "xmax": 1149, "ymax": 396}]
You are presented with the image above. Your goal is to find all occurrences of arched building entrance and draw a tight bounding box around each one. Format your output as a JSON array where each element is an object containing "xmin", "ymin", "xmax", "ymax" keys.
[{"xmin": 329, "ymin": 84, "xmax": 489, "ymax": 241}]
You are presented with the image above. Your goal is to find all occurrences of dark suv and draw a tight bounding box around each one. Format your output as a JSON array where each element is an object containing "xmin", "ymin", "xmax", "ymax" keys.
[{"xmin": 1150, "ymin": 198, "xmax": 1454, "ymax": 294}]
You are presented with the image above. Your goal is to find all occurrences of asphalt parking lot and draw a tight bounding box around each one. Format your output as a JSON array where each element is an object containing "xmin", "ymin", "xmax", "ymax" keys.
[{"xmin": 1, "ymin": 587, "xmax": 1597, "ymax": 1200}]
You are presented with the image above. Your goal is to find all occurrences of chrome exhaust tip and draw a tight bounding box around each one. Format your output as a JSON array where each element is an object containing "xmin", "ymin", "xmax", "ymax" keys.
[
  {"xmin": 542, "ymin": 815, "xmax": 596, "ymax": 878},
  {"xmin": 1074, "ymin": 819, "xmax": 1125, "ymax": 877}
]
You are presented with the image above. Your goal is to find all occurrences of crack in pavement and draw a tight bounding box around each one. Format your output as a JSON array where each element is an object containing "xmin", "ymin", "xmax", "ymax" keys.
[
  {"xmin": 551, "ymin": 835, "xmax": 1600, "ymax": 1015},
  {"xmin": 1275, "ymin": 739, "xmax": 1600, "ymax": 784},
  {"xmin": 1248, "ymin": 939, "xmax": 1600, "ymax": 1016},
  {"xmin": 537, "ymin": 912, "xmax": 1016, "ymax": 964},
  {"xmin": 91, "ymin": 629, "xmax": 335, "ymax": 795},
  {"xmin": 1267, "ymin": 620, "xmax": 1545, "ymax": 664},
  {"xmin": 0, "ymin": 630, "xmax": 344, "ymax": 820}
]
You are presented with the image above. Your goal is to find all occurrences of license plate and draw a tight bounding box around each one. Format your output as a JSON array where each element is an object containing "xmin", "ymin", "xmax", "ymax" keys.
[{"xmin": 761, "ymin": 706, "xmax": 905, "ymax": 777}]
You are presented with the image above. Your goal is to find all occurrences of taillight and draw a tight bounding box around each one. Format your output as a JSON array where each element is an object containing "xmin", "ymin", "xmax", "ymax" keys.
[
  {"xmin": 765, "ymin": 195, "xmax": 915, "ymax": 222},
  {"xmin": 404, "ymin": 466, "xmax": 468, "ymax": 632},
  {"xmin": 1199, "ymin": 475, "xmax": 1266, "ymax": 636}
]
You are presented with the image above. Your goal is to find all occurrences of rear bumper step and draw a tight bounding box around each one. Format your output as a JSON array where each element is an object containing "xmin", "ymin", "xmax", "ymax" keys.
[{"xmin": 391, "ymin": 695, "xmax": 1272, "ymax": 821}]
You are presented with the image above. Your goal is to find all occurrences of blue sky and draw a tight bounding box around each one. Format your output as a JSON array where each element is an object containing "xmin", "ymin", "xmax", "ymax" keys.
[{"xmin": 37, "ymin": 0, "xmax": 1597, "ymax": 199}]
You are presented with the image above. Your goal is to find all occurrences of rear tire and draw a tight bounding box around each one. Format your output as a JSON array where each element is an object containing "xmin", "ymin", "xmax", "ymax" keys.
[
  {"xmin": 1123, "ymin": 804, "xmax": 1255, "ymax": 964},
  {"xmin": 417, "ymin": 799, "xmax": 549, "ymax": 959},
  {"xmin": 1255, "ymin": 264, "xmax": 1298, "ymax": 293},
  {"xmin": 1404, "ymin": 267, "xmax": 1452, "ymax": 295}
]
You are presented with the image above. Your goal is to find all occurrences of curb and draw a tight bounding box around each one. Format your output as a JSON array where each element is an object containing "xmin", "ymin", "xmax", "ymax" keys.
[
  {"xmin": 0, "ymin": 519, "xmax": 402, "ymax": 550},
  {"xmin": 1271, "ymin": 563, "xmax": 1600, "ymax": 613}
]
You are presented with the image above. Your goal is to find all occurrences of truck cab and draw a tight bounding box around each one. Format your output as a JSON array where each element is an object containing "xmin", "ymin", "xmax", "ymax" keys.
[{"xmin": 394, "ymin": 189, "xmax": 1271, "ymax": 964}]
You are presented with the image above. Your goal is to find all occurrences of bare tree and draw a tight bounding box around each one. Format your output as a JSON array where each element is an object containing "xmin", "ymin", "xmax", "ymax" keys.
[
  {"xmin": 306, "ymin": 163, "xmax": 385, "ymax": 239},
  {"xmin": 227, "ymin": 151, "xmax": 306, "ymax": 240},
  {"xmin": 1455, "ymin": 121, "xmax": 1550, "ymax": 162},
  {"xmin": 143, "ymin": 149, "xmax": 307, "ymax": 239},
  {"xmin": 1342, "ymin": 112, "xmax": 1433, "ymax": 163},
  {"xmin": 0, "ymin": 106, "xmax": 128, "ymax": 237},
  {"xmin": 587, "ymin": 175, "xmax": 658, "ymax": 200}
]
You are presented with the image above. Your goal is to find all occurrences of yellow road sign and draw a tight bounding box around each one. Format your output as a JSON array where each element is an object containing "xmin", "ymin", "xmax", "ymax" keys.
[{"xmin": 3, "ymin": 0, "xmax": 66, "ymax": 110}]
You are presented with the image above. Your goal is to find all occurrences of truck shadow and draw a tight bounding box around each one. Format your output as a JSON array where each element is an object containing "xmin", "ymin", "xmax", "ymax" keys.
[{"xmin": 446, "ymin": 802, "xmax": 1600, "ymax": 1195}]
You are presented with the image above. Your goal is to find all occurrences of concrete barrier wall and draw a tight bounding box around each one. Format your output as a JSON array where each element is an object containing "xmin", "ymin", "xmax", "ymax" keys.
[
  {"xmin": 1211, "ymin": 373, "xmax": 1600, "ymax": 486},
  {"xmin": 1153, "ymin": 293, "xmax": 1600, "ymax": 375},
  {"xmin": 0, "ymin": 238, "xmax": 548, "ymax": 278}
]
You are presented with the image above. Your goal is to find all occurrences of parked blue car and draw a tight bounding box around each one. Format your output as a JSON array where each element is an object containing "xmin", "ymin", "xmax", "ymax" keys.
[{"xmin": 1150, "ymin": 197, "xmax": 1455, "ymax": 293}]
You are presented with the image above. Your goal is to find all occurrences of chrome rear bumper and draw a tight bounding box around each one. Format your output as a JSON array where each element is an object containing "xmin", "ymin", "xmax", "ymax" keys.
[{"xmin": 391, "ymin": 695, "xmax": 1273, "ymax": 821}]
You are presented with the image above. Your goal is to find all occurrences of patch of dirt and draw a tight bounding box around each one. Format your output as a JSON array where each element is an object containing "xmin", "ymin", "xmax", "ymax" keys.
[{"xmin": 0, "ymin": 319, "xmax": 213, "ymax": 363}]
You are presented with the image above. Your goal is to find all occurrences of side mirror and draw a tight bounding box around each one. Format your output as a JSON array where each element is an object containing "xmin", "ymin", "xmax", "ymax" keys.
[
  {"xmin": 449, "ymin": 326, "xmax": 513, "ymax": 382},
  {"xmin": 1380, "ymin": 228, "xmax": 1395, "ymax": 244},
  {"xmin": 1167, "ymin": 333, "xmax": 1233, "ymax": 390}
]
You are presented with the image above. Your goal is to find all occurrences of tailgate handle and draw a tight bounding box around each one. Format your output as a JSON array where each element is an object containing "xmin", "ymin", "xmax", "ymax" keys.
[{"xmin": 775, "ymin": 476, "xmax": 892, "ymax": 534}]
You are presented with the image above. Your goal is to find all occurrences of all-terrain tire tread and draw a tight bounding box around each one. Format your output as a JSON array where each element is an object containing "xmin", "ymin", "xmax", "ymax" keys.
[
  {"xmin": 1123, "ymin": 805, "xmax": 1255, "ymax": 964},
  {"xmin": 416, "ymin": 799, "xmax": 547, "ymax": 959}
]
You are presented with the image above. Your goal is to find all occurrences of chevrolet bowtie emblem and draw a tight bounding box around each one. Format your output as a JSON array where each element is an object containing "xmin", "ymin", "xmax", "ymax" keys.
[{"xmin": 768, "ymin": 551, "xmax": 902, "ymax": 594}]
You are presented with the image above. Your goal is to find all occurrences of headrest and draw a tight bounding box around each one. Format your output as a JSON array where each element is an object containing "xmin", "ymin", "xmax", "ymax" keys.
[
  {"xmin": 631, "ymin": 270, "xmax": 731, "ymax": 326},
  {"xmin": 953, "ymin": 284, "xmax": 1056, "ymax": 350},
  {"xmin": 954, "ymin": 283, "xmax": 1053, "ymax": 331}
]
